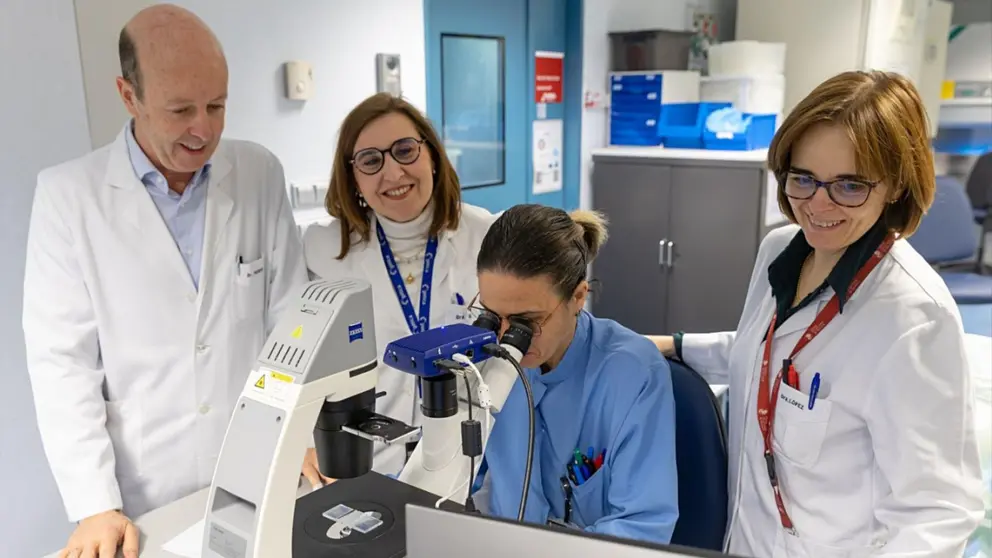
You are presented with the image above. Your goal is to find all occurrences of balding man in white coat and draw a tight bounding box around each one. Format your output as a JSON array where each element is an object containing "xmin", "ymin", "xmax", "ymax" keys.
[{"xmin": 22, "ymin": 5, "xmax": 307, "ymax": 557}]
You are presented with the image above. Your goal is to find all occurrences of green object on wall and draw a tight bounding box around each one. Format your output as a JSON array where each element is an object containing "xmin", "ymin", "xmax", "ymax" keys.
[{"xmin": 949, "ymin": 25, "xmax": 967, "ymax": 42}]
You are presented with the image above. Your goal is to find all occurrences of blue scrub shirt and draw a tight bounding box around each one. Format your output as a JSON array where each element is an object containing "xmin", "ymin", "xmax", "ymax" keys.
[{"xmin": 483, "ymin": 311, "xmax": 679, "ymax": 544}]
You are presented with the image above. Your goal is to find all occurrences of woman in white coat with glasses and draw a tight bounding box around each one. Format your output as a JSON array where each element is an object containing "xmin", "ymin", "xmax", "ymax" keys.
[
  {"xmin": 650, "ymin": 71, "xmax": 984, "ymax": 557},
  {"xmin": 302, "ymin": 93, "xmax": 498, "ymax": 482}
]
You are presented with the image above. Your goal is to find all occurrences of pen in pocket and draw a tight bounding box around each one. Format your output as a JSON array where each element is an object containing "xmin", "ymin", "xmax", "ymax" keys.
[{"xmin": 809, "ymin": 373, "xmax": 821, "ymax": 409}]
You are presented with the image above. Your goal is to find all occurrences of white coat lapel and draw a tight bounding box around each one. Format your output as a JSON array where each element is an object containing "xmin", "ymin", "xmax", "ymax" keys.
[
  {"xmin": 360, "ymin": 214, "xmax": 391, "ymax": 287},
  {"xmin": 773, "ymin": 298, "xmax": 821, "ymax": 340},
  {"xmin": 106, "ymin": 131, "xmax": 193, "ymax": 291},
  {"xmin": 201, "ymin": 152, "xmax": 233, "ymax": 288},
  {"xmin": 432, "ymin": 230, "xmax": 455, "ymax": 293}
]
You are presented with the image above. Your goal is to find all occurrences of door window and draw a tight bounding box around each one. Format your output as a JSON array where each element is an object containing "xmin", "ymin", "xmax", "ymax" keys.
[{"xmin": 440, "ymin": 34, "xmax": 506, "ymax": 189}]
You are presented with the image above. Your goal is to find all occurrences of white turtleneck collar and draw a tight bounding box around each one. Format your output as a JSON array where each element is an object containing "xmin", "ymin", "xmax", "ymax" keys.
[{"xmin": 376, "ymin": 203, "xmax": 434, "ymax": 241}]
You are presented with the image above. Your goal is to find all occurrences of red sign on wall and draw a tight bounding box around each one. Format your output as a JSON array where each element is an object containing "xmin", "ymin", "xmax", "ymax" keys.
[{"xmin": 535, "ymin": 51, "xmax": 564, "ymax": 104}]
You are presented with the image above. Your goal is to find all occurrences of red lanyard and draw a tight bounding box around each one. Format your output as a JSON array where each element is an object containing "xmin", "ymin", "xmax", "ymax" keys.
[{"xmin": 756, "ymin": 233, "xmax": 895, "ymax": 532}]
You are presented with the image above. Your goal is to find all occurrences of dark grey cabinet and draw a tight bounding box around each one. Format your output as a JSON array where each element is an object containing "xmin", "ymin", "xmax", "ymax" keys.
[{"xmin": 591, "ymin": 151, "xmax": 779, "ymax": 335}]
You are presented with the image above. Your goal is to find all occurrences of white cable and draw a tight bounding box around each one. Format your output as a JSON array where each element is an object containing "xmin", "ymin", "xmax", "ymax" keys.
[
  {"xmin": 452, "ymin": 353, "xmax": 491, "ymax": 408},
  {"xmin": 435, "ymin": 477, "xmax": 470, "ymax": 508},
  {"xmin": 452, "ymin": 352, "xmax": 493, "ymax": 455}
]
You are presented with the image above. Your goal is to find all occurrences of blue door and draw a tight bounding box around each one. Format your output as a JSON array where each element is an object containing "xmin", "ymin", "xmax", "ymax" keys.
[{"xmin": 425, "ymin": 0, "xmax": 529, "ymax": 211}]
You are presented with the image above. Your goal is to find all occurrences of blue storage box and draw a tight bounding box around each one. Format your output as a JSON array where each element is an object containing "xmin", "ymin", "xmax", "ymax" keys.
[
  {"xmin": 702, "ymin": 113, "xmax": 777, "ymax": 151},
  {"xmin": 657, "ymin": 102, "xmax": 732, "ymax": 149},
  {"xmin": 610, "ymin": 111, "xmax": 661, "ymax": 146},
  {"xmin": 933, "ymin": 124, "xmax": 992, "ymax": 156},
  {"xmin": 610, "ymin": 73, "xmax": 663, "ymax": 95}
]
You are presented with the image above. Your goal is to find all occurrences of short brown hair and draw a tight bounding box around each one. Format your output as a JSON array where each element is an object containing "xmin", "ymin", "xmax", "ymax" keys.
[
  {"xmin": 767, "ymin": 70, "xmax": 935, "ymax": 236},
  {"xmin": 325, "ymin": 93, "xmax": 462, "ymax": 259}
]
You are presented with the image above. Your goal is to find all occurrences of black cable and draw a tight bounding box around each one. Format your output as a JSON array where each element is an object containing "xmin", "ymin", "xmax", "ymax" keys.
[
  {"xmin": 462, "ymin": 373, "xmax": 477, "ymax": 512},
  {"xmin": 434, "ymin": 358, "xmax": 481, "ymax": 512},
  {"xmin": 485, "ymin": 343, "xmax": 535, "ymax": 523}
]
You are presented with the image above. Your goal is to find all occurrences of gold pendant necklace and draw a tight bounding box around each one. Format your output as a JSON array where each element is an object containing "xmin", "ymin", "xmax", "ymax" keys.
[{"xmin": 405, "ymin": 273, "xmax": 415, "ymax": 285}]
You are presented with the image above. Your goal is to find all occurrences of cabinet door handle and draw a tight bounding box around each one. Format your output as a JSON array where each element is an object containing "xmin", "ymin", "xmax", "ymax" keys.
[
  {"xmin": 659, "ymin": 239, "xmax": 668, "ymax": 267},
  {"xmin": 666, "ymin": 240, "xmax": 674, "ymax": 267}
]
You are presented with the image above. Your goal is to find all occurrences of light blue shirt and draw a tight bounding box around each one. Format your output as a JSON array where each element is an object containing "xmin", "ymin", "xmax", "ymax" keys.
[
  {"xmin": 124, "ymin": 122, "xmax": 210, "ymax": 289},
  {"xmin": 483, "ymin": 311, "xmax": 679, "ymax": 544}
]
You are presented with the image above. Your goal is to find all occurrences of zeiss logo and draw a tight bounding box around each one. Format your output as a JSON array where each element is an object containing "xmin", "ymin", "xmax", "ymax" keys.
[{"xmin": 348, "ymin": 322, "xmax": 363, "ymax": 343}]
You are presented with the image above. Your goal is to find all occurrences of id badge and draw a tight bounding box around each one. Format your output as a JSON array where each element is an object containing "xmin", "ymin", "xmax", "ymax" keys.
[{"xmin": 448, "ymin": 291, "xmax": 479, "ymax": 324}]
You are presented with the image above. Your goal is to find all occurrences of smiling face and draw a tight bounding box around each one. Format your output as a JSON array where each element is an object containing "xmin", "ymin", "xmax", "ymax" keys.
[
  {"xmin": 477, "ymin": 271, "xmax": 588, "ymax": 369},
  {"xmin": 117, "ymin": 26, "xmax": 227, "ymax": 183},
  {"xmin": 786, "ymin": 123, "xmax": 890, "ymax": 255},
  {"xmin": 351, "ymin": 112, "xmax": 435, "ymax": 223}
]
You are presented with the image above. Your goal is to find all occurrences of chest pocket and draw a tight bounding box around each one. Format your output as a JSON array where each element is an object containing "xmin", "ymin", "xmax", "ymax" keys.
[
  {"xmin": 571, "ymin": 463, "xmax": 610, "ymax": 528},
  {"xmin": 235, "ymin": 257, "xmax": 265, "ymax": 322},
  {"xmin": 772, "ymin": 383, "xmax": 833, "ymax": 467}
]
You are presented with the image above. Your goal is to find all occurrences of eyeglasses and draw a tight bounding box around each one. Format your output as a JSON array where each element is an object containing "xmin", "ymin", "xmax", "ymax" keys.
[
  {"xmin": 467, "ymin": 292, "xmax": 565, "ymax": 338},
  {"xmin": 783, "ymin": 171, "xmax": 879, "ymax": 208},
  {"xmin": 350, "ymin": 137, "xmax": 425, "ymax": 175}
]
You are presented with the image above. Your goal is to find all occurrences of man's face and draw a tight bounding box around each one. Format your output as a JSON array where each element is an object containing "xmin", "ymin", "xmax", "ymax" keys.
[{"xmin": 118, "ymin": 49, "xmax": 228, "ymax": 175}]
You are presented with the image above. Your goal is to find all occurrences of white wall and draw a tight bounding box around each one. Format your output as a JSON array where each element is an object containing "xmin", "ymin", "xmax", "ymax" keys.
[
  {"xmin": 75, "ymin": 0, "xmax": 427, "ymax": 189},
  {"xmin": 945, "ymin": 21, "xmax": 992, "ymax": 81},
  {"xmin": 75, "ymin": 0, "xmax": 156, "ymax": 148},
  {"xmin": 579, "ymin": 0, "xmax": 725, "ymax": 210},
  {"xmin": 0, "ymin": 2, "xmax": 93, "ymax": 557}
]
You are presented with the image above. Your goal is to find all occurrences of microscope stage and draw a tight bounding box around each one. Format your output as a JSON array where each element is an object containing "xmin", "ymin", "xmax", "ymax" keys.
[{"xmin": 293, "ymin": 472, "xmax": 464, "ymax": 557}]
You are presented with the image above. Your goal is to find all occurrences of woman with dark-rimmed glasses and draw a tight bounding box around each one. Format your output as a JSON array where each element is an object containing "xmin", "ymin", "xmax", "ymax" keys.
[
  {"xmin": 302, "ymin": 92, "xmax": 498, "ymax": 482},
  {"xmin": 650, "ymin": 70, "xmax": 984, "ymax": 557}
]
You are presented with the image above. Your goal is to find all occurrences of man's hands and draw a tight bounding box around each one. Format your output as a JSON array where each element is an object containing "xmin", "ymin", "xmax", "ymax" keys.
[
  {"xmin": 301, "ymin": 447, "xmax": 336, "ymax": 490},
  {"xmin": 59, "ymin": 510, "xmax": 138, "ymax": 558}
]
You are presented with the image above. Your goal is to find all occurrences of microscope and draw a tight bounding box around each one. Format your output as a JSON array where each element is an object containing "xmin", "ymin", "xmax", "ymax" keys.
[{"xmin": 199, "ymin": 279, "xmax": 531, "ymax": 558}]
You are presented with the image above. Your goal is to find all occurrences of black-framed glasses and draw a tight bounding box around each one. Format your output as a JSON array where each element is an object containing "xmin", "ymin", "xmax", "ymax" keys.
[
  {"xmin": 467, "ymin": 292, "xmax": 565, "ymax": 337},
  {"xmin": 350, "ymin": 137, "xmax": 426, "ymax": 175},
  {"xmin": 783, "ymin": 171, "xmax": 879, "ymax": 208}
]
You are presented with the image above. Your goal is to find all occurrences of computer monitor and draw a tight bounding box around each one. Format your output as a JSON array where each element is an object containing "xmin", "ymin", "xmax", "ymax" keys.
[{"xmin": 404, "ymin": 504, "xmax": 738, "ymax": 558}]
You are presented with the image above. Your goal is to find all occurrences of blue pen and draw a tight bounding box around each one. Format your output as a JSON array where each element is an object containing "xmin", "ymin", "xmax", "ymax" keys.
[
  {"xmin": 572, "ymin": 463, "xmax": 586, "ymax": 485},
  {"xmin": 809, "ymin": 373, "xmax": 821, "ymax": 410}
]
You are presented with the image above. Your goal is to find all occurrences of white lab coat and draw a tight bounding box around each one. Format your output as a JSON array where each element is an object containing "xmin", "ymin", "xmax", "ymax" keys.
[
  {"xmin": 22, "ymin": 128, "xmax": 308, "ymax": 523},
  {"xmin": 682, "ymin": 224, "xmax": 985, "ymax": 558},
  {"xmin": 303, "ymin": 204, "xmax": 497, "ymax": 475}
]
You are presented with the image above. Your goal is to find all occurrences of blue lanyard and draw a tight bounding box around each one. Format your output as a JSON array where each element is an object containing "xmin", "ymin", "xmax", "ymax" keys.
[{"xmin": 376, "ymin": 221, "xmax": 438, "ymax": 334}]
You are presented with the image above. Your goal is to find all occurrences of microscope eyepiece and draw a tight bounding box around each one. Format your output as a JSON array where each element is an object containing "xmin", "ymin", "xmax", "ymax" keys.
[
  {"xmin": 501, "ymin": 318, "xmax": 533, "ymax": 356},
  {"xmin": 471, "ymin": 310, "xmax": 500, "ymax": 334}
]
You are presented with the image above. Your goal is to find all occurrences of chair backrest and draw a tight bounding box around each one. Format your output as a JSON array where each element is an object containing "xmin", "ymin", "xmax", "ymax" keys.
[
  {"xmin": 966, "ymin": 150, "xmax": 992, "ymax": 211},
  {"xmin": 667, "ymin": 358, "xmax": 728, "ymax": 551},
  {"xmin": 908, "ymin": 175, "xmax": 978, "ymax": 263}
]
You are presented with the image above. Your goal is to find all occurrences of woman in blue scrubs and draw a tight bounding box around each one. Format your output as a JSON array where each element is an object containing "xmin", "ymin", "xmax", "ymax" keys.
[{"xmin": 473, "ymin": 204, "xmax": 679, "ymax": 544}]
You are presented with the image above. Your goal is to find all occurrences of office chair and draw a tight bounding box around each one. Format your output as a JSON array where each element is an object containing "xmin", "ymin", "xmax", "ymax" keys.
[
  {"xmin": 908, "ymin": 176, "xmax": 992, "ymax": 304},
  {"xmin": 667, "ymin": 358, "xmax": 728, "ymax": 551},
  {"xmin": 964, "ymin": 151, "xmax": 992, "ymax": 274}
]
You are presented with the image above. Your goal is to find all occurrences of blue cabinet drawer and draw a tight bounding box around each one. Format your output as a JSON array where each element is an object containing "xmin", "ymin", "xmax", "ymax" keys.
[{"xmin": 610, "ymin": 73, "xmax": 663, "ymax": 95}]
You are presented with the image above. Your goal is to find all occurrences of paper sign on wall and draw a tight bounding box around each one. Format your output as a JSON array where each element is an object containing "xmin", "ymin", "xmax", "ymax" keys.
[
  {"xmin": 532, "ymin": 119, "xmax": 563, "ymax": 195},
  {"xmin": 535, "ymin": 51, "xmax": 564, "ymax": 103}
]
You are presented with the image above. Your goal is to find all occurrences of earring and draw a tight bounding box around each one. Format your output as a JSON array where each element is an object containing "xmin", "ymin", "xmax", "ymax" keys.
[{"xmin": 357, "ymin": 193, "xmax": 368, "ymax": 208}]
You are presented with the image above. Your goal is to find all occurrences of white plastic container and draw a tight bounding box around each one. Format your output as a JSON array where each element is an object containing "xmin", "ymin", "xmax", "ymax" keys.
[
  {"xmin": 708, "ymin": 41, "xmax": 786, "ymax": 77},
  {"xmin": 701, "ymin": 74, "xmax": 786, "ymax": 115}
]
